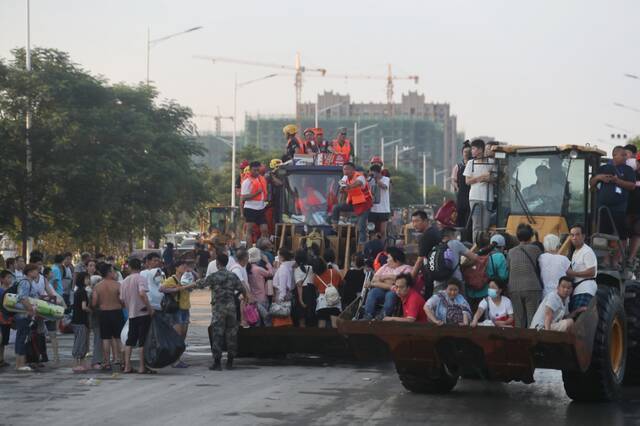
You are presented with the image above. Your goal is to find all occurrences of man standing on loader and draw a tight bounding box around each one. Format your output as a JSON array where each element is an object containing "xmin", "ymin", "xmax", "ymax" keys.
[
  {"xmin": 241, "ymin": 161, "xmax": 269, "ymax": 245},
  {"xmin": 331, "ymin": 127, "xmax": 351, "ymax": 165},
  {"xmin": 284, "ymin": 124, "xmax": 307, "ymax": 159},
  {"xmin": 330, "ymin": 162, "xmax": 372, "ymax": 250}
]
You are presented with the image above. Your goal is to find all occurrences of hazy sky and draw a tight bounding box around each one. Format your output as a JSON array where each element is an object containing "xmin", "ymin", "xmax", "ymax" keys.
[{"xmin": 2, "ymin": 0, "xmax": 639, "ymax": 151}]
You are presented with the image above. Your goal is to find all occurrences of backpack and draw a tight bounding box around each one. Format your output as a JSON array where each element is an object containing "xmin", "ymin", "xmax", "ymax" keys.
[
  {"xmin": 426, "ymin": 242, "xmax": 457, "ymax": 281},
  {"xmin": 438, "ymin": 293, "xmax": 464, "ymax": 325},
  {"xmin": 0, "ymin": 281, "xmax": 19, "ymax": 320},
  {"xmin": 462, "ymin": 255, "xmax": 492, "ymax": 290},
  {"xmin": 317, "ymin": 270, "xmax": 341, "ymax": 307},
  {"xmin": 373, "ymin": 251, "xmax": 388, "ymax": 272}
]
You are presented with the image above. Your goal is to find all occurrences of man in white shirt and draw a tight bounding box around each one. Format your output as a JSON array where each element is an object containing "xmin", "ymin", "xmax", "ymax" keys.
[
  {"xmin": 206, "ymin": 246, "xmax": 239, "ymax": 277},
  {"xmin": 241, "ymin": 161, "xmax": 269, "ymax": 245},
  {"xmin": 463, "ymin": 139, "xmax": 495, "ymax": 243},
  {"xmin": 530, "ymin": 276, "xmax": 574, "ymax": 332},
  {"xmin": 566, "ymin": 224, "xmax": 597, "ymax": 313},
  {"xmin": 139, "ymin": 253, "xmax": 165, "ymax": 311},
  {"xmin": 368, "ymin": 164, "xmax": 391, "ymax": 239}
]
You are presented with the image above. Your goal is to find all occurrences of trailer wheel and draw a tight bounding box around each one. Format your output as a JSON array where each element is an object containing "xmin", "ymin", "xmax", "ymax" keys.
[
  {"xmin": 398, "ymin": 365, "xmax": 458, "ymax": 394},
  {"xmin": 624, "ymin": 282, "xmax": 640, "ymax": 385},
  {"xmin": 562, "ymin": 286, "xmax": 627, "ymax": 402}
]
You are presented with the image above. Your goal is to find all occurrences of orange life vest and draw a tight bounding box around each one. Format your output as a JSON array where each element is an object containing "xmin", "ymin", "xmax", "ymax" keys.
[
  {"xmin": 289, "ymin": 137, "xmax": 307, "ymax": 154},
  {"xmin": 247, "ymin": 175, "xmax": 268, "ymax": 202},
  {"xmin": 331, "ymin": 139, "xmax": 351, "ymax": 162},
  {"xmin": 346, "ymin": 172, "xmax": 372, "ymax": 206}
]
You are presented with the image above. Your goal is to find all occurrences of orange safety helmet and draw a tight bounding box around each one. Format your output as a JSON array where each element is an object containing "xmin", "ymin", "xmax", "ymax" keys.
[{"xmin": 303, "ymin": 128, "xmax": 314, "ymax": 136}]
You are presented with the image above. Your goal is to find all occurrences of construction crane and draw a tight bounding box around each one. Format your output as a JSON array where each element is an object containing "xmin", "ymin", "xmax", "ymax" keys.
[
  {"xmin": 194, "ymin": 52, "xmax": 327, "ymax": 126},
  {"xmin": 195, "ymin": 108, "xmax": 233, "ymax": 135},
  {"xmin": 324, "ymin": 64, "xmax": 419, "ymax": 116}
]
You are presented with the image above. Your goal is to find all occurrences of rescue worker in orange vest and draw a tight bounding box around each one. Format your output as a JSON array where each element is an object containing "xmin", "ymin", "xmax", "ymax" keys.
[
  {"xmin": 331, "ymin": 127, "xmax": 351, "ymax": 165},
  {"xmin": 284, "ymin": 124, "xmax": 307, "ymax": 160},
  {"xmin": 295, "ymin": 178, "xmax": 327, "ymax": 218},
  {"xmin": 330, "ymin": 162, "xmax": 373, "ymax": 249},
  {"xmin": 240, "ymin": 161, "xmax": 269, "ymax": 244},
  {"xmin": 303, "ymin": 128, "xmax": 318, "ymax": 154}
]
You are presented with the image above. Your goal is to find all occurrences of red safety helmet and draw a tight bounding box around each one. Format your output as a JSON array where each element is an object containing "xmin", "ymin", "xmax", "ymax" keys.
[
  {"xmin": 303, "ymin": 128, "xmax": 315, "ymax": 136},
  {"xmin": 313, "ymin": 127, "xmax": 324, "ymax": 136},
  {"xmin": 370, "ymin": 156, "xmax": 383, "ymax": 165},
  {"xmin": 239, "ymin": 159, "xmax": 250, "ymax": 169}
]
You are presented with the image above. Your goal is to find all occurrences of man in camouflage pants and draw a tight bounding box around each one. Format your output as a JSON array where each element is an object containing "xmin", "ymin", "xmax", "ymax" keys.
[{"xmin": 201, "ymin": 253, "xmax": 247, "ymax": 371}]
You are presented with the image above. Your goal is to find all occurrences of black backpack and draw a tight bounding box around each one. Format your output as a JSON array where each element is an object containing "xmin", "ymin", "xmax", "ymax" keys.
[{"xmin": 426, "ymin": 242, "xmax": 456, "ymax": 281}]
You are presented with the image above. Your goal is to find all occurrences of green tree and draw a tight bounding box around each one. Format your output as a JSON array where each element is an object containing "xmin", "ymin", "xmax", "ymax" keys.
[{"xmin": 0, "ymin": 48, "xmax": 208, "ymax": 254}]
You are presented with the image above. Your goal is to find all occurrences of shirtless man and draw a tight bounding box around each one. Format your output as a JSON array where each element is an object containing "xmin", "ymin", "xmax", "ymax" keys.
[{"xmin": 92, "ymin": 262, "xmax": 125, "ymax": 369}]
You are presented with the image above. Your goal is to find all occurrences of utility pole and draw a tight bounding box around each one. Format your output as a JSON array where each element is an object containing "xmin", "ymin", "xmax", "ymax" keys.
[
  {"xmin": 422, "ymin": 153, "xmax": 427, "ymax": 205},
  {"xmin": 23, "ymin": 0, "xmax": 32, "ymax": 258}
]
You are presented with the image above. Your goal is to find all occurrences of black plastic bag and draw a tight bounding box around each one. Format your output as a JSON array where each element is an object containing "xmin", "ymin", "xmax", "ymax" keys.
[{"xmin": 144, "ymin": 315, "xmax": 185, "ymax": 368}]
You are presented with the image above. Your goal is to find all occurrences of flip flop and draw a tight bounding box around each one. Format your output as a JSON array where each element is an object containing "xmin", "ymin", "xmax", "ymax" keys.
[
  {"xmin": 138, "ymin": 368, "xmax": 157, "ymax": 374},
  {"xmin": 123, "ymin": 369, "xmax": 135, "ymax": 374},
  {"xmin": 17, "ymin": 366, "xmax": 33, "ymax": 373}
]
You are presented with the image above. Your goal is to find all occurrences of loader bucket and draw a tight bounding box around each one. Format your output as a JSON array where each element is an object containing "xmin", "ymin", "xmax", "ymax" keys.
[{"xmin": 337, "ymin": 297, "xmax": 598, "ymax": 383}]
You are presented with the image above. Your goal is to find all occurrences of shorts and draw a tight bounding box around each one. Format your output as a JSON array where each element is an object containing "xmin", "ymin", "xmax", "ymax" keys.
[
  {"xmin": 14, "ymin": 318, "xmax": 31, "ymax": 356},
  {"xmin": 599, "ymin": 210, "xmax": 628, "ymax": 239},
  {"xmin": 550, "ymin": 319, "xmax": 573, "ymax": 332},
  {"xmin": 316, "ymin": 307, "xmax": 341, "ymax": 321},
  {"xmin": 368, "ymin": 212, "xmax": 390, "ymax": 223},
  {"xmin": 126, "ymin": 315, "xmax": 152, "ymax": 347},
  {"xmin": 569, "ymin": 293, "xmax": 593, "ymax": 312},
  {"xmin": 1, "ymin": 324, "xmax": 10, "ymax": 346},
  {"xmin": 244, "ymin": 207, "xmax": 266, "ymax": 225},
  {"xmin": 174, "ymin": 309, "xmax": 190, "ymax": 325},
  {"xmin": 98, "ymin": 309, "xmax": 125, "ymax": 340}
]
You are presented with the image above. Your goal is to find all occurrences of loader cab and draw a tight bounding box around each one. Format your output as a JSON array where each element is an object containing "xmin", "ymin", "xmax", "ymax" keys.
[{"xmin": 493, "ymin": 145, "xmax": 605, "ymax": 241}]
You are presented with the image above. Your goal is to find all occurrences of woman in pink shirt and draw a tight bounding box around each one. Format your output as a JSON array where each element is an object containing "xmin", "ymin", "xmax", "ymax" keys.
[
  {"xmin": 363, "ymin": 247, "xmax": 413, "ymax": 320},
  {"xmin": 247, "ymin": 247, "xmax": 274, "ymax": 326}
]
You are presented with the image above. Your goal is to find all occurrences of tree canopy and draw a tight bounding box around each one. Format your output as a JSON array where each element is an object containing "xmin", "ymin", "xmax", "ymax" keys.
[{"xmin": 0, "ymin": 48, "xmax": 209, "ymax": 254}]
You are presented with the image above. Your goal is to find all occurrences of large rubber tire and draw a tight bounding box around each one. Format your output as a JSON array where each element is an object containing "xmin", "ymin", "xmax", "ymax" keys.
[
  {"xmin": 562, "ymin": 286, "xmax": 627, "ymax": 402},
  {"xmin": 399, "ymin": 365, "xmax": 458, "ymax": 394},
  {"xmin": 624, "ymin": 282, "xmax": 640, "ymax": 385}
]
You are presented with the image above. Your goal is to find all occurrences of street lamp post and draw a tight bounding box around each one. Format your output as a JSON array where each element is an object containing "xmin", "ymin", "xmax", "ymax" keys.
[
  {"xmin": 353, "ymin": 123, "xmax": 377, "ymax": 162},
  {"xmin": 147, "ymin": 26, "xmax": 203, "ymax": 86},
  {"xmin": 433, "ymin": 168, "xmax": 448, "ymax": 190},
  {"xmin": 23, "ymin": 0, "xmax": 32, "ymax": 258},
  {"xmin": 395, "ymin": 145, "xmax": 415, "ymax": 170},
  {"xmin": 422, "ymin": 153, "xmax": 427, "ymax": 205},
  {"xmin": 315, "ymin": 101, "xmax": 343, "ymax": 128},
  {"xmin": 380, "ymin": 138, "xmax": 402, "ymax": 164}
]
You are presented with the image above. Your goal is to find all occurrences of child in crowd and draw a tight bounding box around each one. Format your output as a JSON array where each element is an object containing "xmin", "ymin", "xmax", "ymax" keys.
[
  {"xmin": 0, "ymin": 270, "xmax": 14, "ymax": 368},
  {"xmin": 71, "ymin": 272, "xmax": 91, "ymax": 372},
  {"xmin": 529, "ymin": 276, "xmax": 575, "ymax": 332}
]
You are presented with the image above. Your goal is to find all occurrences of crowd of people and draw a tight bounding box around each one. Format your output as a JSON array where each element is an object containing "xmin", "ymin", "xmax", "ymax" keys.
[{"xmin": 0, "ymin": 136, "xmax": 636, "ymax": 374}]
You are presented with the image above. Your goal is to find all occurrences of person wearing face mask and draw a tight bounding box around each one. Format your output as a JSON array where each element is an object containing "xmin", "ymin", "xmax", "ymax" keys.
[
  {"xmin": 624, "ymin": 144, "xmax": 640, "ymax": 269},
  {"xmin": 470, "ymin": 279, "xmax": 514, "ymax": 327}
]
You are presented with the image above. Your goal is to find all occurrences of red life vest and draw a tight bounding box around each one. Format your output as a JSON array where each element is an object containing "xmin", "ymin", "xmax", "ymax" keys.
[
  {"xmin": 331, "ymin": 139, "xmax": 351, "ymax": 163},
  {"xmin": 346, "ymin": 172, "xmax": 372, "ymax": 206},
  {"xmin": 247, "ymin": 175, "xmax": 268, "ymax": 202}
]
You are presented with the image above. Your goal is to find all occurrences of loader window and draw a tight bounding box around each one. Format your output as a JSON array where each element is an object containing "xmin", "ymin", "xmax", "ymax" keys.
[{"xmin": 282, "ymin": 173, "xmax": 341, "ymax": 226}]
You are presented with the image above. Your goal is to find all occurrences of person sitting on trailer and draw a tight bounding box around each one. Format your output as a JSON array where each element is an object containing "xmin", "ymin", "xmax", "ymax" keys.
[
  {"xmin": 470, "ymin": 278, "xmax": 514, "ymax": 327},
  {"xmin": 424, "ymin": 277, "xmax": 472, "ymax": 326},
  {"xmin": 529, "ymin": 276, "xmax": 575, "ymax": 332},
  {"xmin": 383, "ymin": 273, "xmax": 427, "ymax": 323},
  {"xmin": 362, "ymin": 247, "xmax": 412, "ymax": 320}
]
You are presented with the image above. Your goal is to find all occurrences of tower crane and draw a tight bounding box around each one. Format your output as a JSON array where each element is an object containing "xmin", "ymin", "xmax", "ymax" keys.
[
  {"xmin": 195, "ymin": 108, "xmax": 233, "ymax": 135},
  {"xmin": 194, "ymin": 52, "xmax": 326, "ymax": 126},
  {"xmin": 324, "ymin": 64, "xmax": 419, "ymax": 116}
]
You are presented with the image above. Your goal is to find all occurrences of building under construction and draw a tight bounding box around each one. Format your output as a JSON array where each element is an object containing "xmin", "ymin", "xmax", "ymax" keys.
[{"xmin": 243, "ymin": 91, "xmax": 463, "ymax": 188}]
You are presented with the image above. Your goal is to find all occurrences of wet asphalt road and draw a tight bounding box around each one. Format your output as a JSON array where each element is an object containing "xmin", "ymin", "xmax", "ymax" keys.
[{"xmin": 1, "ymin": 290, "xmax": 639, "ymax": 426}]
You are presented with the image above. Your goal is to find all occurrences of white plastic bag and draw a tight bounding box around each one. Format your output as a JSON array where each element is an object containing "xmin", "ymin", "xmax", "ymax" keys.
[{"xmin": 120, "ymin": 319, "xmax": 129, "ymax": 347}]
